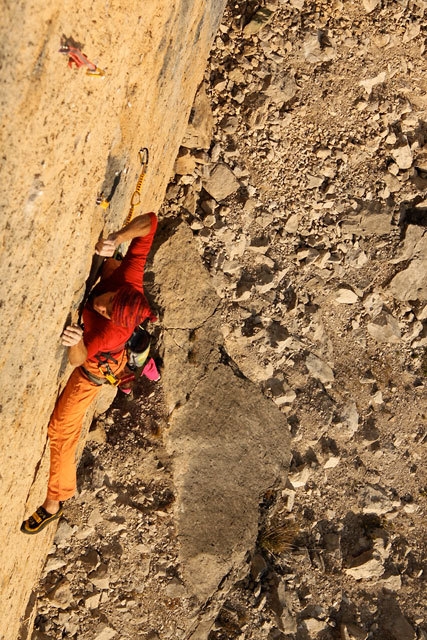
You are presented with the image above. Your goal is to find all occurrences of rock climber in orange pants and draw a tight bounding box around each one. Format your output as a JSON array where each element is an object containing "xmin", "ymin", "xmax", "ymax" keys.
[{"xmin": 21, "ymin": 212, "xmax": 158, "ymax": 534}]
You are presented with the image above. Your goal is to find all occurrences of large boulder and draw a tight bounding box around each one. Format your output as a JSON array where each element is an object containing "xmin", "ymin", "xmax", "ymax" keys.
[{"xmin": 153, "ymin": 221, "xmax": 291, "ymax": 606}]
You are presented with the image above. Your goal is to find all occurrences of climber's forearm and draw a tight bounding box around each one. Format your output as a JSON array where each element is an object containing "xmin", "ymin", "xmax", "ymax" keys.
[
  {"xmin": 61, "ymin": 324, "xmax": 87, "ymax": 366},
  {"xmin": 68, "ymin": 340, "xmax": 88, "ymax": 367}
]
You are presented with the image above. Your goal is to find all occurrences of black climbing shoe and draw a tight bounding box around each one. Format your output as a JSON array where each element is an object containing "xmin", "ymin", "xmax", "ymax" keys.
[{"xmin": 20, "ymin": 504, "xmax": 63, "ymax": 535}]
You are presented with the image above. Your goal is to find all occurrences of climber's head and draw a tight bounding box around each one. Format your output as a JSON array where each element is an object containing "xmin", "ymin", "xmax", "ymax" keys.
[
  {"xmin": 92, "ymin": 291, "xmax": 116, "ymax": 319},
  {"xmin": 93, "ymin": 284, "xmax": 156, "ymax": 328},
  {"xmin": 113, "ymin": 284, "xmax": 156, "ymax": 328}
]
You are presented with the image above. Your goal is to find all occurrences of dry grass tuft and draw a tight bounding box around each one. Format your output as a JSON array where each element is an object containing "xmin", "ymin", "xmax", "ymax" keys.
[{"xmin": 258, "ymin": 518, "xmax": 299, "ymax": 555}]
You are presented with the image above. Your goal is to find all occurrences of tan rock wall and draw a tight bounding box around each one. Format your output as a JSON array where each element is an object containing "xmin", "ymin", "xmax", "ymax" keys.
[{"xmin": 0, "ymin": 2, "xmax": 225, "ymax": 637}]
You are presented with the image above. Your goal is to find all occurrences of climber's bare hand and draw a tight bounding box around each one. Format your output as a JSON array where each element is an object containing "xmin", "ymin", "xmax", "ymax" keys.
[
  {"xmin": 61, "ymin": 323, "xmax": 83, "ymax": 347},
  {"xmin": 95, "ymin": 234, "xmax": 118, "ymax": 257}
]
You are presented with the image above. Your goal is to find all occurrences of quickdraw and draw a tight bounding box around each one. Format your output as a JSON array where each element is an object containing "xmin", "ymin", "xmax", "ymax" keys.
[
  {"xmin": 124, "ymin": 147, "xmax": 149, "ymax": 225},
  {"xmin": 99, "ymin": 364, "xmax": 119, "ymax": 386},
  {"xmin": 95, "ymin": 352, "xmax": 121, "ymax": 386}
]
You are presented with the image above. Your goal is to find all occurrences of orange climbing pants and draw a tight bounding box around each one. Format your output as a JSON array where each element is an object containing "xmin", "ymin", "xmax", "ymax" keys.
[{"xmin": 47, "ymin": 353, "xmax": 128, "ymax": 501}]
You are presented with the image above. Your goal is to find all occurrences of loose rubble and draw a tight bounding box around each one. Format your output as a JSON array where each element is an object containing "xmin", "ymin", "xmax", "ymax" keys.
[{"xmin": 31, "ymin": 1, "xmax": 426, "ymax": 639}]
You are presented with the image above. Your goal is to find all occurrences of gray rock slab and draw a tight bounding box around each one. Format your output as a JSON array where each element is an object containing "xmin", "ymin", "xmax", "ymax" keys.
[
  {"xmin": 153, "ymin": 220, "xmax": 291, "ymax": 603},
  {"xmin": 168, "ymin": 365, "xmax": 290, "ymax": 601},
  {"xmin": 340, "ymin": 213, "xmax": 393, "ymax": 237}
]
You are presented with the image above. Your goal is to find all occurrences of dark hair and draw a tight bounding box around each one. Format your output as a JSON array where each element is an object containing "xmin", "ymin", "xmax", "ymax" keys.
[{"xmin": 110, "ymin": 285, "xmax": 154, "ymax": 329}]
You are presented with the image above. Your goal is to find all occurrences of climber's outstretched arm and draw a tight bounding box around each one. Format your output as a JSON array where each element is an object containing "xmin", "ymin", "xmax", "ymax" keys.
[{"xmin": 95, "ymin": 214, "xmax": 153, "ymax": 257}]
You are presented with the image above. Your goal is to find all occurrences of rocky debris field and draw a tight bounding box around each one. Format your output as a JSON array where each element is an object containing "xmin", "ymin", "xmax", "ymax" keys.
[{"xmin": 31, "ymin": 1, "xmax": 426, "ymax": 639}]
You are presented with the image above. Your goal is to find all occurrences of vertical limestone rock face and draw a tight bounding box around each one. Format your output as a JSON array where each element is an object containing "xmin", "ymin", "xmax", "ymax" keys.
[
  {"xmin": 153, "ymin": 222, "xmax": 291, "ymax": 605},
  {"xmin": 0, "ymin": 1, "xmax": 226, "ymax": 637}
]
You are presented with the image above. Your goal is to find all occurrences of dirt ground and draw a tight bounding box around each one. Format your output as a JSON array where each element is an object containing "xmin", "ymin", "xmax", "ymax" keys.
[{"xmin": 31, "ymin": 1, "xmax": 426, "ymax": 639}]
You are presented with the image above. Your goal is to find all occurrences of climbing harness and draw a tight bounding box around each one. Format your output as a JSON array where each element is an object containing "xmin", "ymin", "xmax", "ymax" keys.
[
  {"xmin": 80, "ymin": 328, "xmax": 152, "ymax": 387},
  {"xmin": 96, "ymin": 351, "xmax": 123, "ymax": 385},
  {"xmin": 81, "ymin": 351, "xmax": 125, "ymax": 386},
  {"xmin": 125, "ymin": 147, "xmax": 149, "ymax": 226}
]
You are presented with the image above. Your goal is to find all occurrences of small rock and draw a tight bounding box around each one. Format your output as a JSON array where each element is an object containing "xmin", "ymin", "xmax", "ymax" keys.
[
  {"xmin": 165, "ymin": 578, "xmax": 186, "ymax": 598},
  {"xmin": 285, "ymin": 213, "xmax": 300, "ymax": 233},
  {"xmin": 282, "ymin": 487, "xmax": 296, "ymax": 512},
  {"xmin": 363, "ymin": 293, "xmax": 383, "ymax": 318},
  {"xmin": 219, "ymin": 115, "xmax": 239, "ymax": 134},
  {"xmin": 88, "ymin": 508, "xmax": 104, "ymax": 527},
  {"xmin": 303, "ymin": 33, "xmax": 335, "ymax": 63},
  {"xmin": 367, "ymin": 312, "xmax": 401, "ymax": 343},
  {"xmin": 305, "ymin": 353, "xmax": 334, "ymax": 384},
  {"xmin": 304, "ymin": 618, "xmax": 329, "ymax": 635},
  {"xmin": 342, "ymin": 401, "xmax": 359, "ymax": 435},
  {"xmin": 43, "ymin": 557, "xmax": 67, "ymax": 575},
  {"xmin": 201, "ymin": 198, "xmax": 217, "ymax": 216},
  {"xmin": 243, "ymin": 6, "xmax": 275, "ymax": 36},
  {"xmin": 75, "ymin": 526, "xmax": 95, "ymax": 540},
  {"xmin": 361, "ymin": 483, "xmax": 400, "ymax": 515},
  {"xmin": 345, "ymin": 546, "xmax": 387, "ymax": 580},
  {"xmin": 47, "ymin": 578, "xmax": 74, "ymax": 609},
  {"xmin": 335, "ymin": 288, "xmax": 359, "ymax": 304},
  {"xmin": 379, "ymin": 574, "xmax": 402, "ymax": 591},
  {"xmin": 54, "ymin": 520, "xmax": 75, "ymax": 546},
  {"xmin": 85, "ymin": 593, "xmax": 101, "ymax": 610},
  {"xmin": 388, "ymin": 257, "xmax": 427, "ymax": 301},
  {"xmin": 288, "ymin": 467, "xmax": 310, "ymax": 488},
  {"xmin": 362, "ymin": 0, "xmax": 380, "ymax": 12},
  {"xmin": 174, "ymin": 152, "xmax": 196, "ymax": 176},
  {"xmin": 203, "ymin": 163, "xmax": 240, "ymax": 201},
  {"xmin": 228, "ymin": 69, "xmax": 245, "ymax": 84},
  {"xmin": 324, "ymin": 456, "xmax": 340, "ymax": 469},
  {"xmin": 273, "ymin": 388, "xmax": 297, "ymax": 406},
  {"xmin": 90, "ymin": 577, "xmax": 110, "ymax": 590},
  {"xmin": 94, "ymin": 627, "xmax": 117, "ymax": 640},
  {"xmin": 403, "ymin": 22, "xmax": 421, "ymax": 43},
  {"xmin": 359, "ymin": 72, "xmax": 386, "ymax": 96},
  {"xmin": 340, "ymin": 622, "xmax": 368, "ymax": 639},
  {"xmin": 276, "ymin": 581, "xmax": 297, "ymax": 634},
  {"xmin": 391, "ymin": 144, "xmax": 413, "ymax": 170},
  {"xmin": 306, "ymin": 174, "xmax": 324, "ymax": 189},
  {"xmin": 251, "ymin": 553, "xmax": 268, "ymax": 581},
  {"xmin": 265, "ymin": 73, "xmax": 298, "ymax": 106},
  {"xmin": 382, "ymin": 173, "xmax": 401, "ymax": 193}
]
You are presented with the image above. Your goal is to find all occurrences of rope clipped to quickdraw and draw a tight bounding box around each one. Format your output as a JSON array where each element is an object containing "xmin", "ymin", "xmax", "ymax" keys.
[{"xmin": 125, "ymin": 147, "xmax": 149, "ymax": 226}]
